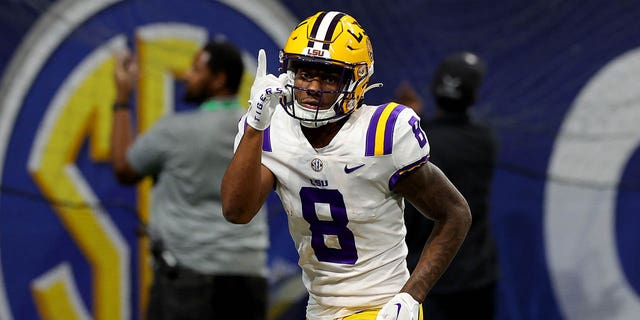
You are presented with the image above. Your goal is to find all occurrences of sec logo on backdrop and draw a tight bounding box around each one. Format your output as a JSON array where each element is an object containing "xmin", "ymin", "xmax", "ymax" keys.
[{"xmin": 0, "ymin": 1, "xmax": 294, "ymax": 319}]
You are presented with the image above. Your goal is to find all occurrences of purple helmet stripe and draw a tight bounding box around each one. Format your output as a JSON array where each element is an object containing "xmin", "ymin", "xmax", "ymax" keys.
[
  {"xmin": 388, "ymin": 155, "xmax": 429, "ymax": 190},
  {"xmin": 322, "ymin": 12, "xmax": 345, "ymax": 50},
  {"xmin": 307, "ymin": 11, "xmax": 327, "ymax": 48}
]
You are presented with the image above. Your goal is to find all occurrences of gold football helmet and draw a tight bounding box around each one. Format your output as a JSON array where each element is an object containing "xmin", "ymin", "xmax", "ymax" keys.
[{"xmin": 279, "ymin": 11, "xmax": 375, "ymax": 126}]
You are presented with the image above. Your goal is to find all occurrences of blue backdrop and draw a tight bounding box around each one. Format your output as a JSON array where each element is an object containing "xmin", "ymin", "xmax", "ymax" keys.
[{"xmin": 1, "ymin": 0, "xmax": 640, "ymax": 319}]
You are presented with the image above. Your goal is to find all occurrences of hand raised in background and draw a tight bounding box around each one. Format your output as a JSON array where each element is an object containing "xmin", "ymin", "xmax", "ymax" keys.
[{"xmin": 113, "ymin": 48, "xmax": 138, "ymax": 104}]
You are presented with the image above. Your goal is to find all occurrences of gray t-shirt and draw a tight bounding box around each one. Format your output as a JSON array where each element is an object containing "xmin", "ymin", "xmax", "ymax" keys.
[{"xmin": 127, "ymin": 103, "xmax": 268, "ymax": 276}]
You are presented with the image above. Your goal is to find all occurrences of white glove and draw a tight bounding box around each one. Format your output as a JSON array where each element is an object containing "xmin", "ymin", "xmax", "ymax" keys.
[
  {"xmin": 246, "ymin": 49, "xmax": 288, "ymax": 131},
  {"xmin": 376, "ymin": 293, "xmax": 420, "ymax": 320}
]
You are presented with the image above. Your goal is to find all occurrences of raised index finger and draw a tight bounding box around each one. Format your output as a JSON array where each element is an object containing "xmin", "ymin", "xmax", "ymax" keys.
[{"xmin": 256, "ymin": 49, "xmax": 267, "ymax": 77}]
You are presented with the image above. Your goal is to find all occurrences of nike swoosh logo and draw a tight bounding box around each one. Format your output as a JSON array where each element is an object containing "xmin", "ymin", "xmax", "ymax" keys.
[
  {"xmin": 344, "ymin": 164, "xmax": 365, "ymax": 174},
  {"xmin": 395, "ymin": 303, "xmax": 402, "ymax": 317}
]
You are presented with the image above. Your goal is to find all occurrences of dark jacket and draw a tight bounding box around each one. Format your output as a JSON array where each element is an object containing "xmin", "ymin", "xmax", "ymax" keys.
[{"xmin": 405, "ymin": 112, "xmax": 498, "ymax": 293}]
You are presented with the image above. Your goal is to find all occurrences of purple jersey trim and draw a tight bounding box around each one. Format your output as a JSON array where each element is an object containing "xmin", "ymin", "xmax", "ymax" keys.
[
  {"xmin": 388, "ymin": 155, "xmax": 429, "ymax": 190},
  {"xmin": 262, "ymin": 126, "xmax": 272, "ymax": 152},
  {"xmin": 365, "ymin": 103, "xmax": 406, "ymax": 156},
  {"xmin": 365, "ymin": 103, "xmax": 387, "ymax": 156},
  {"xmin": 243, "ymin": 119, "xmax": 272, "ymax": 152},
  {"xmin": 383, "ymin": 106, "xmax": 405, "ymax": 154}
]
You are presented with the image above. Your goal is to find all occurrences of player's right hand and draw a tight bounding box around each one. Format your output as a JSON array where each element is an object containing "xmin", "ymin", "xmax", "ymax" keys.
[
  {"xmin": 246, "ymin": 49, "xmax": 288, "ymax": 131},
  {"xmin": 376, "ymin": 293, "xmax": 420, "ymax": 320}
]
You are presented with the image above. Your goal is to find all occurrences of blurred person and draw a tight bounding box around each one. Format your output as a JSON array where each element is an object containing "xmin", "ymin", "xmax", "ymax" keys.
[
  {"xmin": 394, "ymin": 80, "xmax": 423, "ymax": 115},
  {"xmin": 400, "ymin": 52, "xmax": 499, "ymax": 320},
  {"xmin": 110, "ymin": 40, "xmax": 269, "ymax": 320},
  {"xmin": 221, "ymin": 11, "xmax": 471, "ymax": 320}
]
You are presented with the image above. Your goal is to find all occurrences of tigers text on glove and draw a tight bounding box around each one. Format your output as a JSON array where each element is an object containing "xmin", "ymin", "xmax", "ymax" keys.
[{"xmin": 246, "ymin": 49, "xmax": 288, "ymax": 131}]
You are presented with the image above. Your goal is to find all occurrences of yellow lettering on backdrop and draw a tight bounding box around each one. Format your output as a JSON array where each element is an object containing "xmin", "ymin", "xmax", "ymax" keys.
[
  {"xmin": 134, "ymin": 34, "xmax": 202, "ymax": 317},
  {"xmin": 29, "ymin": 46, "xmax": 128, "ymax": 320},
  {"xmin": 29, "ymin": 29, "xmax": 207, "ymax": 320},
  {"xmin": 31, "ymin": 264, "xmax": 90, "ymax": 320}
]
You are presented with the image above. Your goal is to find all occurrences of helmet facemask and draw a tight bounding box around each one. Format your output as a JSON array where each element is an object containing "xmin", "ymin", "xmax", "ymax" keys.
[{"xmin": 281, "ymin": 54, "xmax": 367, "ymax": 128}]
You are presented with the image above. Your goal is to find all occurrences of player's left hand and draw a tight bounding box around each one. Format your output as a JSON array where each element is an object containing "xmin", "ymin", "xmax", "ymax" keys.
[{"xmin": 376, "ymin": 293, "xmax": 420, "ymax": 320}]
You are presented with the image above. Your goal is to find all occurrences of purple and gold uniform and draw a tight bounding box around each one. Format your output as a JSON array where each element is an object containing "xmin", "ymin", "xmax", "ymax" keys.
[{"xmin": 235, "ymin": 102, "xmax": 429, "ymax": 319}]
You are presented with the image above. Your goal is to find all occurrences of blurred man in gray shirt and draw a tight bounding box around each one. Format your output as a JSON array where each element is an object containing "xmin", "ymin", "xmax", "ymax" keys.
[{"xmin": 111, "ymin": 40, "xmax": 268, "ymax": 320}]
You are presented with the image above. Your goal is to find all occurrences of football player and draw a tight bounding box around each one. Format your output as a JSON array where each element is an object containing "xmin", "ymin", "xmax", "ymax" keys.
[{"xmin": 221, "ymin": 11, "xmax": 471, "ymax": 320}]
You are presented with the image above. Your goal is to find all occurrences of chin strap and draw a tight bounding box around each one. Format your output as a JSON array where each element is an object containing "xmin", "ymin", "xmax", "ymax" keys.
[{"xmin": 363, "ymin": 82, "xmax": 383, "ymax": 95}]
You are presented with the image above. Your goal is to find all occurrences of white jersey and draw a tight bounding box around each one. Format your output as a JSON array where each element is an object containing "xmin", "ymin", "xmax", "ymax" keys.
[{"xmin": 236, "ymin": 102, "xmax": 430, "ymax": 319}]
